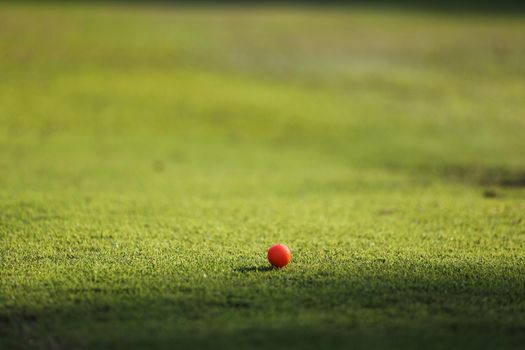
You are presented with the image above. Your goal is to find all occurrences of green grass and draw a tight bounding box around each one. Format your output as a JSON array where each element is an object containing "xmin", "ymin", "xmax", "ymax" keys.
[{"xmin": 1, "ymin": 3, "xmax": 525, "ymax": 349}]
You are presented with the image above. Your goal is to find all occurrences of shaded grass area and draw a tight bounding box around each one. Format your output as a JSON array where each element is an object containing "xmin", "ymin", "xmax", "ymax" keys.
[
  {"xmin": 1, "ymin": 3, "xmax": 525, "ymax": 350},
  {"xmin": 2, "ymin": 256, "xmax": 525, "ymax": 349},
  {"xmin": 2, "ymin": 264, "xmax": 524, "ymax": 350}
]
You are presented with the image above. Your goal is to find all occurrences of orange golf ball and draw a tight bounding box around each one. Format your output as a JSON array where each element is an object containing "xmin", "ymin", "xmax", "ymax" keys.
[{"xmin": 267, "ymin": 244, "xmax": 291, "ymax": 268}]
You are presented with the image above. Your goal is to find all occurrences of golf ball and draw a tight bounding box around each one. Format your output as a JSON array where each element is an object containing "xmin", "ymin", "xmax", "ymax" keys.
[{"xmin": 267, "ymin": 244, "xmax": 292, "ymax": 268}]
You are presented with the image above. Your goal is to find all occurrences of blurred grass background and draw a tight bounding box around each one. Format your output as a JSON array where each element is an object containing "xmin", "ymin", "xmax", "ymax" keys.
[
  {"xmin": 1, "ymin": 3, "xmax": 524, "ymax": 187},
  {"xmin": 1, "ymin": 2, "xmax": 524, "ymax": 350}
]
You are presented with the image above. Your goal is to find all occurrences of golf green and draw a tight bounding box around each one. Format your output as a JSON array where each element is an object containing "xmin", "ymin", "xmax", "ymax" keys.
[{"xmin": 1, "ymin": 3, "xmax": 524, "ymax": 349}]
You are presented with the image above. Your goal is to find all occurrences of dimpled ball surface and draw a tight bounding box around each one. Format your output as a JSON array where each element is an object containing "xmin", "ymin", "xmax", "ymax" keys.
[{"xmin": 268, "ymin": 244, "xmax": 292, "ymax": 268}]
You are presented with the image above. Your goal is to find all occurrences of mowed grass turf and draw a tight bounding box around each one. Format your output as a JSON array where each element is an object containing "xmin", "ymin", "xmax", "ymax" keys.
[{"xmin": 1, "ymin": 3, "xmax": 525, "ymax": 349}]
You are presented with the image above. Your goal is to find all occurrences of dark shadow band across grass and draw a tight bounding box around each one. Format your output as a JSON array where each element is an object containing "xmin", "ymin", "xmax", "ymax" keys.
[{"xmin": 2, "ymin": 260, "xmax": 524, "ymax": 350}]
